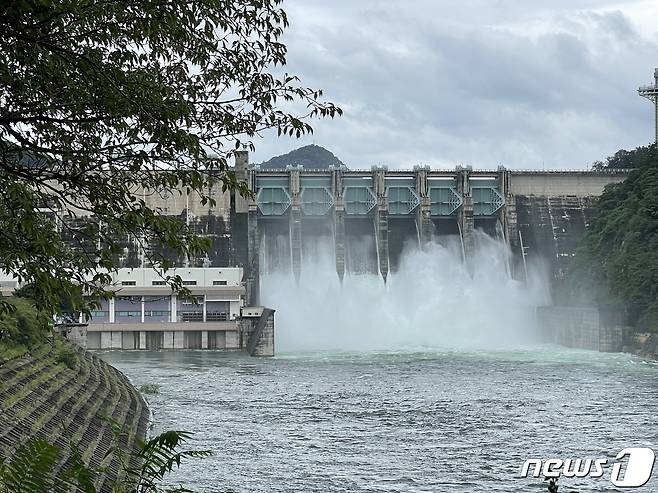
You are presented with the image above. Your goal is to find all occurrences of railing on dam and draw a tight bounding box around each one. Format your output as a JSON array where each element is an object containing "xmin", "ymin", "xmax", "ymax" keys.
[
  {"xmin": 248, "ymin": 166, "xmax": 629, "ymax": 219},
  {"xmin": 265, "ymin": 167, "xmax": 632, "ymax": 175}
]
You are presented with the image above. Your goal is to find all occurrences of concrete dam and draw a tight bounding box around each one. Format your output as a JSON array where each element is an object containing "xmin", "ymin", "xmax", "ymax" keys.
[
  {"xmin": 231, "ymin": 151, "xmax": 627, "ymax": 305},
  {"xmin": 23, "ymin": 151, "xmax": 626, "ymax": 354}
]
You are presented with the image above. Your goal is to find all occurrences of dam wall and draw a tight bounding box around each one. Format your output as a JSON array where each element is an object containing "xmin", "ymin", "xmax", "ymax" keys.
[
  {"xmin": 45, "ymin": 151, "xmax": 628, "ymax": 306},
  {"xmin": 509, "ymin": 171, "xmax": 624, "ymax": 197},
  {"xmin": 0, "ymin": 341, "xmax": 149, "ymax": 492},
  {"xmin": 515, "ymin": 195, "xmax": 600, "ymax": 281},
  {"xmin": 236, "ymin": 154, "xmax": 628, "ymax": 300}
]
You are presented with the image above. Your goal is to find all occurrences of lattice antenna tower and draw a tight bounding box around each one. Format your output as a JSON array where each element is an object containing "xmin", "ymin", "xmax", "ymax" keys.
[{"xmin": 638, "ymin": 68, "xmax": 658, "ymax": 144}]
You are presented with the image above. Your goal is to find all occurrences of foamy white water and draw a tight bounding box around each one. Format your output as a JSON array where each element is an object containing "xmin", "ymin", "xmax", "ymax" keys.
[
  {"xmin": 101, "ymin": 231, "xmax": 658, "ymax": 493},
  {"xmin": 261, "ymin": 232, "xmax": 551, "ymax": 351}
]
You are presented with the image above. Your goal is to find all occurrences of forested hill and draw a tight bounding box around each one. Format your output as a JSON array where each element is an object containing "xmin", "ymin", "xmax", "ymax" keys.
[
  {"xmin": 566, "ymin": 144, "xmax": 658, "ymax": 330},
  {"xmin": 258, "ymin": 145, "xmax": 345, "ymax": 169},
  {"xmin": 593, "ymin": 144, "xmax": 658, "ymax": 169}
]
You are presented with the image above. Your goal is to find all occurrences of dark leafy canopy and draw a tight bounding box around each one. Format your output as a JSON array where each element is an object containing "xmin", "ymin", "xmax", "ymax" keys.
[
  {"xmin": 592, "ymin": 144, "xmax": 658, "ymax": 170},
  {"xmin": 0, "ymin": 297, "xmax": 50, "ymax": 349},
  {"xmin": 0, "ymin": 0, "xmax": 341, "ymax": 316},
  {"xmin": 566, "ymin": 145, "xmax": 658, "ymax": 330}
]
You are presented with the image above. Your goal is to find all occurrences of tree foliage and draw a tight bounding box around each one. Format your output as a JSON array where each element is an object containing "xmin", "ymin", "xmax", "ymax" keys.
[
  {"xmin": 0, "ymin": 0, "xmax": 341, "ymax": 316},
  {"xmin": 0, "ymin": 439, "xmax": 62, "ymax": 493},
  {"xmin": 108, "ymin": 428, "xmax": 212, "ymax": 493},
  {"xmin": 566, "ymin": 145, "xmax": 658, "ymax": 330},
  {"xmin": 0, "ymin": 297, "xmax": 50, "ymax": 348},
  {"xmin": 592, "ymin": 144, "xmax": 658, "ymax": 170}
]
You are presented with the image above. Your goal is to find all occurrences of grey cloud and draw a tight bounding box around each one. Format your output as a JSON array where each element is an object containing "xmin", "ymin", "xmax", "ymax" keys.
[{"xmin": 251, "ymin": 1, "xmax": 657, "ymax": 170}]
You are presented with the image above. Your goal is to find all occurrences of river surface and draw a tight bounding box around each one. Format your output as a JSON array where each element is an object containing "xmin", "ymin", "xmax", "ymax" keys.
[{"xmin": 101, "ymin": 347, "xmax": 658, "ymax": 492}]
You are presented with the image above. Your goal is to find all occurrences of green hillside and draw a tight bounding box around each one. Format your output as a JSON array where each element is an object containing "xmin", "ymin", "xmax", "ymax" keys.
[
  {"xmin": 566, "ymin": 144, "xmax": 658, "ymax": 330},
  {"xmin": 259, "ymin": 144, "xmax": 345, "ymax": 169}
]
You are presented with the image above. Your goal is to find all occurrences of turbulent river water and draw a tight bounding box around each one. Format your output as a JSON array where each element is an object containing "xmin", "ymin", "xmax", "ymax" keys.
[
  {"xmin": 102, "ymin": 236, "xmax": 658, "ymax": 492},
  {"xmin": 101, "ymin": 348, "xmax": 658, "ymax": 493}
]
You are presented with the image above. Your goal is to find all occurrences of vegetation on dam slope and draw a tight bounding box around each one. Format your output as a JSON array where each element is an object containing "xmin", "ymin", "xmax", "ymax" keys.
[{"xmin": 565, "ymin": 144, "xmax": 658, "ymax": 330}]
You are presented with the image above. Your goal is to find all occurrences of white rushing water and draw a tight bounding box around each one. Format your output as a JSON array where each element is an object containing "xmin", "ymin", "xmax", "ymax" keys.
[
  {"xmin": 261, "ymin": 231, "xmax": 551, "ymax": 352},
  {"xmin": 102, "ymin": 229, "xmax": 658, "ymax": 493}
]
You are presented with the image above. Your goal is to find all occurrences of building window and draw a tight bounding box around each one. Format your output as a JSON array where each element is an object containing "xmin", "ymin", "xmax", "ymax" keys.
[
  {"xmin": 116, "ymin": 311, "xmax": 141, "ymax": 317},
  {"xmin": 117, "ymin": 296, "xmax": 140, "ymax": 302},
  {"xmin": 152, "ymin": 280, "xmax": 167, "ymax": 286},
  {"xmin": 121, "ymin": 280, "xmax": 136, "ymax": 286},
  {"xmin": 213, "ymin": 280, "xmax": 227, "ymax": 286},
  {"xmin": 181, "ymin": 296, "xmax": 204, "ymax": 305},
  {"xmin": 206, "ymin": 311, "xmax": 228, "ymax": 321},
  {"xmin": 145, "ymin": 310, "xmax": 170, "ymax": 317},
  {"xmin": 91, "ymin": 310, "xmax": 109, "ymax": 317},
  {"xmin": 182, "ymin": 280, "xmax": 197, "ymax": 286},
  {"xmin": 180, "ymin": 311, "xmax": 203, "ymax": 322}
]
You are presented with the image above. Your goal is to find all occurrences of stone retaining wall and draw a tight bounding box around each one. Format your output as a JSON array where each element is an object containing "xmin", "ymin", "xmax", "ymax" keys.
[
  {"xmin": 537, "ymin": 306, "xmax": 623, "ymax": 352},
  {"xmin": 0, "ymin": 341, "xmax": 149, "ymax": 492}
]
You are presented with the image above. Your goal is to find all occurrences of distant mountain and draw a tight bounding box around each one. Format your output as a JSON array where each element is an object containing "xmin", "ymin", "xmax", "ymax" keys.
[{"xmin": 258, "ymin": 145, "xmax": 346, "ymax": 169}]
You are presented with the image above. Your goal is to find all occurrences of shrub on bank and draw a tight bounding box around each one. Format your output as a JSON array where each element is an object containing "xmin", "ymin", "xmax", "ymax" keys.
[
  {"xmin": 0, "ymin": 297, "xmax": 49, "ymax": 354},
  {"xmin": 54, "ymin": 344, "xmax": 78, "ymax": 370},
  {"xmin": 139, "ymin": 384, "xmax": 160, "ymax": 395}
]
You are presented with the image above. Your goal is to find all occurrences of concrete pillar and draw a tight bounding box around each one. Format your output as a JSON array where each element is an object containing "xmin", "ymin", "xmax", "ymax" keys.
[
  {"xmin": 502, "ymin": 194, "xmax": 521, "ymax": 254},
  {"xmin": 334, "ymin": 206, "xmax": 346, "ymax": 282},
  {"xmin": 229, "ymin": 300, "xmax": 240, "ymax": 320},
  {"xmin": 373, "ymin": 167, "xmax": 389, "ymax": 283},
  {"xmin": 101, "ymin": 331, "xmax": 112, "ymax": 349},
  {"xmin": 251, "ymin": 310, "xmax": 275, "ymax": 357},
  {"xmin": 457, "ymin": 167, "xmax": 474, "ymax": 261},
  {"xmin": 202, "ymin": 330, "xmax": 209, "ymax": 349},
  {"xmin": 414, "ymin": 166, "xmax": 432, "ymax": 246},
  {"xmin": 170, "ymin": 294, "xmax": 177, "ymax": 322},
  {"xmin": 237, "ymin": 156, "xmax": 259, "ymax": 305},
  {"xmin": 418, "ymin": 198, "xmax": 432, "ymax": 247},
  {"xmin": 202, "ymin": 294, "xmax": 207, "ymax": 322},
  {"xmin": 225, "ymin": 330, "xmax": 239, "ymax": 350},
  {"xmin": 497, "ymin": 168, "xmax": 515, "ymax": 243},
  {"xmin": 111, "ymin": 331, "xmax": 122, "ymax": 349},
  {"xmin": 139, "ymin": 331, "xmax": 146, "ymax": 350},
  {"xmin": 109, "ymin": 298, "xmax": 115, "ymax": 323},
  {"xmin": 173, "ymin": 331, "xmax": 184, "ymax": 349},
  {"xmin": 246, "ymin": 203, "xmax": 259, "ymax": 305},
  {"xmin": 163, "ymin": 331, "xmax": 174, "ymax": 349},
  {"xmin": 332, "ymin": 167, "xmax": 346, "ymax": 282},
  {"xmin": 497, "ymin": 167, "xmax": 519, "ymax": 278},
  {"xmin": 290, "ymin": 207, "xmax": 302, "ymax": 283},
  {"xmin": 141, "ymin": 296, "xmax": 145, "ymax": 323},
  {"xmin": 504, "ymin": 195, "xmax": 518, "ymax": 247},
  {"xmin": 655, "ymin": 68, "xmax": 658, "ymax": 145},
  {"xmin": 288, "ymin": 166, "xmax": 302, "ymax": 283},
  {"xmin": 235, "ymin": 150, "xmax": 249, "ymax": 181}
]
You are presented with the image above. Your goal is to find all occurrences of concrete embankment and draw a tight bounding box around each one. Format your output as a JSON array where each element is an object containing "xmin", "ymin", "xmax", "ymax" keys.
[
  {"xmin": 537, "ymin": 305, "xmax": 658, "ymax": 358},
  {"xmin": 623, "ymin": 332, "xmax": 658, "ymax": 360},
  {"xmin": 0, "ymin": 341, "xmax": 149, "ymax": 492},
  {"xmin": 537, "ymin": 306, "xmax": 623, "ymax": 352}
]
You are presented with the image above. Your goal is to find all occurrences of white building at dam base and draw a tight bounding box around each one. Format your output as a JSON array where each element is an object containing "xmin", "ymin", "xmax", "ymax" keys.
[{"xmin": 0, "ymin": 267, "xmax": 275, "ymax": 357}]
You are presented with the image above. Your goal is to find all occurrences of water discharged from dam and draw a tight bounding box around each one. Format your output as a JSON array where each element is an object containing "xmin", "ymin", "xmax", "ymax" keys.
[
  {"xmin": 103, "ymin": 233, "xmax": 658, "ymax": 492},
  {"xmin": 261, "ymin": 231, "xmax": 551, "ymax": 351}
]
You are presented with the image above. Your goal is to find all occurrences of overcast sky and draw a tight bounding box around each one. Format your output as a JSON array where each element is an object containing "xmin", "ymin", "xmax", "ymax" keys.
[{"xmin": 250, "ymin": 0, "xmax": 658, "ymax": 170}]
